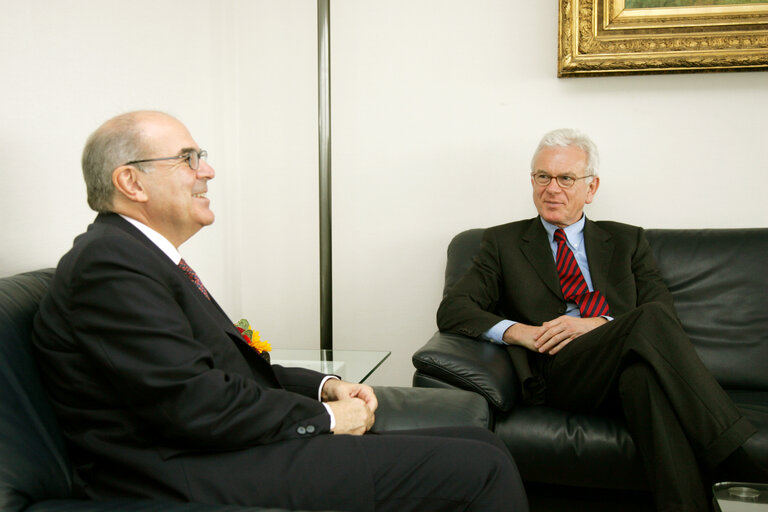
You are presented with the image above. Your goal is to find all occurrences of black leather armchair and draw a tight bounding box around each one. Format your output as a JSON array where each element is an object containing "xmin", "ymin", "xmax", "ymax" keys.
[
  {"xmin": 1, "ymin": 269, "xmax": 490, "ymax": 512},
  {"xmin": 413, "ymin": 228, "xmax": 768, "ymax": 501}
]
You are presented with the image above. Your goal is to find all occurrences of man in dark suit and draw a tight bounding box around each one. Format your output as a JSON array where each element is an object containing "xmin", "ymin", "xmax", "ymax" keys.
[
  {"xmin": 437, "ymin": 128, "xmax": 765, "ymax": 511},
  {"xmin": 33, "ymin": 111, "xmax": 528, "ymax": 512}
]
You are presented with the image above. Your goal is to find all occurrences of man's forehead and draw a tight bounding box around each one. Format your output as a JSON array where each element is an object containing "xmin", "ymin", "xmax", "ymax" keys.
[{"xmin": 534, "ymin": 146, "xmax": 587, "ymax": 173}]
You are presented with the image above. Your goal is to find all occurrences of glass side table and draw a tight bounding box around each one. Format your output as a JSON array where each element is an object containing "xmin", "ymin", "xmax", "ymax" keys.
[
  {"xmin": 714, "ymin": 482, "xmax": 768, "ymax": 511},
  {"xmin": 269, "ymin": 349, "xmax": 391, "ymax": 383}
]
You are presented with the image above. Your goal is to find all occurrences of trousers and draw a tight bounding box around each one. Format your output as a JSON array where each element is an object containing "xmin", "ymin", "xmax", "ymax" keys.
[
  {"xmin": 542, "ymin": 302, "xmax": 755, "ymax": 512},
  {"xmin": 110, "ymin": 425, "xmax": 528, "ymax": 512}
]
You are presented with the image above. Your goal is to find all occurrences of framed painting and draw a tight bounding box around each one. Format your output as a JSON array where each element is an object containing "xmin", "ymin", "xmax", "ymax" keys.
[{"xmin": 558, "ymin": 0, "xmax": 768, "ymax": 77}]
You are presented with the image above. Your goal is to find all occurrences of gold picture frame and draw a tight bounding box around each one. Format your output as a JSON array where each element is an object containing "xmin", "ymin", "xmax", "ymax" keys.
[{"xmin": 558, "ymin": 0, "xmax": 768, "ymax": 77}]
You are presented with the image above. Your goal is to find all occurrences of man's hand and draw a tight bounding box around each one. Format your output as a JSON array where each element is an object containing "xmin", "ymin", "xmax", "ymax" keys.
[
  {"xmin": 326, "ymin": 398, "xmax": 374, "ymax": 435},
  {"xmin": 502, "ymin": 323, "xmax": 540, "ymax": 352},
  {"xmin": 321, "ymin": 379, "xmax": 378, "ymax": 413},
  {"xmin": 503, "ymin": 316, "xmax": 607, "ymax": 355},
  {"xmin": 321, "ymin": 379, "xmax": 378, "ymax": 435}
]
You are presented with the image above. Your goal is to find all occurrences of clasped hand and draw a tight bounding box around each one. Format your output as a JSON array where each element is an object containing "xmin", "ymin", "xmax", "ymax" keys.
[
  {"xmin": 503, "ymin": 315, "xmax": 607, "ymax": 355},
  {"xmin": 322, "ymin": 379, "xmax": 377, "ymax": 435}
]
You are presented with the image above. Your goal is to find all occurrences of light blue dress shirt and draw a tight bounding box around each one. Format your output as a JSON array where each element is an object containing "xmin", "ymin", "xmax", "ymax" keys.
[{"xmin": 483, "ymin": 215, "xmax": 603, "ymax": 344}]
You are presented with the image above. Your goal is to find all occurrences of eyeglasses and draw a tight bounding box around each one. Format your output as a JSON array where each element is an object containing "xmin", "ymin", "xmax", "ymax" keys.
[
  {"xmin": 124, "ymin": 149, "xmax": 208, "ymax": 171},
  {"xmin": 531, "ymin": 172, "xmax": 592, "ymax": 189}
]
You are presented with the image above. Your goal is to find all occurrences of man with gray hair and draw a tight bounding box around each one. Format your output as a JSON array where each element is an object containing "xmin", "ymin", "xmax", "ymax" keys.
[{"xmin": 438, "ymin": 128, "xmax": 765, "ymax": 511}]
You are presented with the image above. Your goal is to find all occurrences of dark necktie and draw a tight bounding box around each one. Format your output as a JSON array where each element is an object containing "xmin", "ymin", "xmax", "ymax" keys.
[
  {"xmin": 178, "ymin": 259, "xmax": 211, "ymax": 300},
  {"xmin": 553, "ymin": 228, "xmax": 609, "ymax": 318}
]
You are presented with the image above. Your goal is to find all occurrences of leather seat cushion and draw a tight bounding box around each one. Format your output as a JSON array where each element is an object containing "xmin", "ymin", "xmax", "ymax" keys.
[{"xmin": 495, "ymin": 390, "xmax": 768, "ymax": 490}]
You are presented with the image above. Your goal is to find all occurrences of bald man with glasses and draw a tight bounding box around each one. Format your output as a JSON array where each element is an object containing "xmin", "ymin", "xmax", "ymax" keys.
[{"xmin": 33, "ymin": 111, "xmax": 528, "ymax": 512}]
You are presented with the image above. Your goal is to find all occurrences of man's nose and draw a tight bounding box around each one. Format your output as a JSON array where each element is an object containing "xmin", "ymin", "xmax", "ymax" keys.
[
  {"xmin": 197, "ymin": 160, "xmax": 215, "ymax": 180},
  {"xmin": 545, "ymin": 177, "xmax": 562, "ymax": 192}
]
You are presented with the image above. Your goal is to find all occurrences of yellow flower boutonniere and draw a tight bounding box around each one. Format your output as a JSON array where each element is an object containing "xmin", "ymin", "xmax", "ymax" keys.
[{"xmin": 235, "ymin": 319, "xmax": 272, "ymax": 362}]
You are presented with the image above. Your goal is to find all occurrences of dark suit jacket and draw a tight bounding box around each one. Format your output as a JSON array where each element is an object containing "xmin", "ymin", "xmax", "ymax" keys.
[
  {"xmin": 437, "ymin": 217, "xmax": 675, "ymax": 392},
  {"xmin": 33, "ymin": 213, "xmax": 331, "ymax": 500}
]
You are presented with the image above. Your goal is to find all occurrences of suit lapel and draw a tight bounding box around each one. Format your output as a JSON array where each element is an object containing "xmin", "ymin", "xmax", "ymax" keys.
[
  {"xmin": 95, "ymin": 213, "xmax": 251, "ymax": 349},
  {"xmin": 520, "ymin": 218, "xmax": 563, "ymax": 300},
  {"xmin": 519, "ymin": 217, "xmax": 615, "ymax": 303},
  {"xmin": 173, "ymin": 268, "xmax": 254, "ymax": 351},
  {"xmin": 94, "ymin": 214, "xmax": 279, "ymax": 387},
  {"xmin": 583, "ymin": 219, "xmax": 614, "ymax": 295}
]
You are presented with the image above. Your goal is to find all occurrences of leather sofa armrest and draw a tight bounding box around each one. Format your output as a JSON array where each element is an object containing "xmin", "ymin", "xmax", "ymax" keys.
[
  {"xmin": 371, "ymin": 386, "xmax": 491, "ymax": 432},
  {"xmin": 412, "ymin": 331, "xmax": 519, "ymax": 411}
]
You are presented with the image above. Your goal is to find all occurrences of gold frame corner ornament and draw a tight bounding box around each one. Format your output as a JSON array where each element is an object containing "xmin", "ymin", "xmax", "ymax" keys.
[{"xmin": 558, "ymin": 0, "xmax": 768, "ymax": 77}]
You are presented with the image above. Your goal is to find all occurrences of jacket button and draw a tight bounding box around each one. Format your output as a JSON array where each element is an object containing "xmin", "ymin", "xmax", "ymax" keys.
[
  {"xmin": 306, "ymin": 425, "xmax": 315, "ymax": 434},
  {"xmin": 297, "ymin": 426, "xmax": 306, "ymax": 435}
]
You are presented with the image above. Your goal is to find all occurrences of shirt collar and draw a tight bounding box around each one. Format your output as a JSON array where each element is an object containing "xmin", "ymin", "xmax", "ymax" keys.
[
  {"xmin": 119, "ymin": 214, "xmax": 182, "ymax": 265},
  {"xmin": 540, "ymin": 214, "xmax": 586, "ymax": 250}
]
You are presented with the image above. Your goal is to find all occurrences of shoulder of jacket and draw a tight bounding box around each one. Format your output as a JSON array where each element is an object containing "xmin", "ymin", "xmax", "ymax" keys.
[
  {"xmin": 65, "ymin": 222, "xmax": 168, "ymax": 280},
  {"xmin": 486, "ymin": 217, "xmax": 538, "ymax": 235},
  {"xmin": 590, "ymin": 219, "xmax": 645, "ymax": 237},
  {"xmin": 591, "ymin": 219, "xmax": 641, "ymax": 231}
]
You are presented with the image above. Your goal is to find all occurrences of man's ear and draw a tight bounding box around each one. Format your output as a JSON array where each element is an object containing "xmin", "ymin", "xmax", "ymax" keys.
[
  {"xmin": 585, "ymin": 176, "xmax": 600, "ymax": 205},
  {"xmin": 112, "ymin": 166, "xmax": 149, "ymax": 203}
]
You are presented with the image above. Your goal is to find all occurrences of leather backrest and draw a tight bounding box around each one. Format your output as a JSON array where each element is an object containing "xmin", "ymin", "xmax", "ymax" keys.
[
  {"xmin": 0, "ymin": 269, "xmax": 73, "ymax": 511},
  {"xmin": 444, "ymin": 228, "xmax": 768, "ymax": 391},
  {"xmin": 645, "ymin": 228, "xmax": 768, "ymax": 390}
]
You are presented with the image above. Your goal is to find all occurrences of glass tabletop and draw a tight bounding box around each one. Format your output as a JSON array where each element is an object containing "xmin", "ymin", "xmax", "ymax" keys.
[
  {"xmin": 269, "ymin": 348, "xmax": 391, "ymax": 383},
  {"xmin": 714, "ymin": 482, "xmax": 768, "ymax": 511}
]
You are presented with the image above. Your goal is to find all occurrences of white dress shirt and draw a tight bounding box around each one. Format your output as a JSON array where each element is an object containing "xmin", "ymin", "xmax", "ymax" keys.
[{"xmin": 118, "ymin": 214, "xmax": 337, "ymax": 428}]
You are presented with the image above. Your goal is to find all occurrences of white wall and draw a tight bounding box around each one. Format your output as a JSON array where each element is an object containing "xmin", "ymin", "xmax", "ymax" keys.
[
  {"xmin": 330, "ymin": 1, "xmax": 768, "ymax": 387},
  {"xmin": 3, "ymin": 1, "xmax": 767, "ymax": 387},
  {"xmin": 1, "ymin": 0, "xmax": 321, "ymax": 340},
  {"xmin": 2, "ymin": 0, "xmax": 241, "ymax": 304}
]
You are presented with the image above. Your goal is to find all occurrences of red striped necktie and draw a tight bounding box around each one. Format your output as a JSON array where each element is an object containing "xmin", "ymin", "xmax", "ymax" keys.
[
  {"xmin": 178, "ymin": 259, "xmax": 211, "ymax": 300},
  {"xmin": 553, "ymin": 228, "xmax": 609, "ymax": 318}
]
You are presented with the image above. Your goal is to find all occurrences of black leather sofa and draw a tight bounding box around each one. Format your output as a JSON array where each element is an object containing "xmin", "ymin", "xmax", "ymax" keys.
[
  {"xmin": 413, "ymin": 227, "xmax": 768, "ymax": 508},
  {"xmin": 0, "ymin": 269, "xmax": 490, "ymax": 512}
]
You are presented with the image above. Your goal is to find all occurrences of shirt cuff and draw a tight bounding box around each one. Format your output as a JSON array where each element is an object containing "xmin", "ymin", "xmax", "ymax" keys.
[
  {"xmin": 322, "ymin": 402, "xmax": 336, "ymax": 430},
  {"xmin": 318, "ymin": 375, "xmax": 339, "ymax": 431},
  {"xmin": 483, "ymin": 319, "xmax": 516, "ymax": 344}
]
